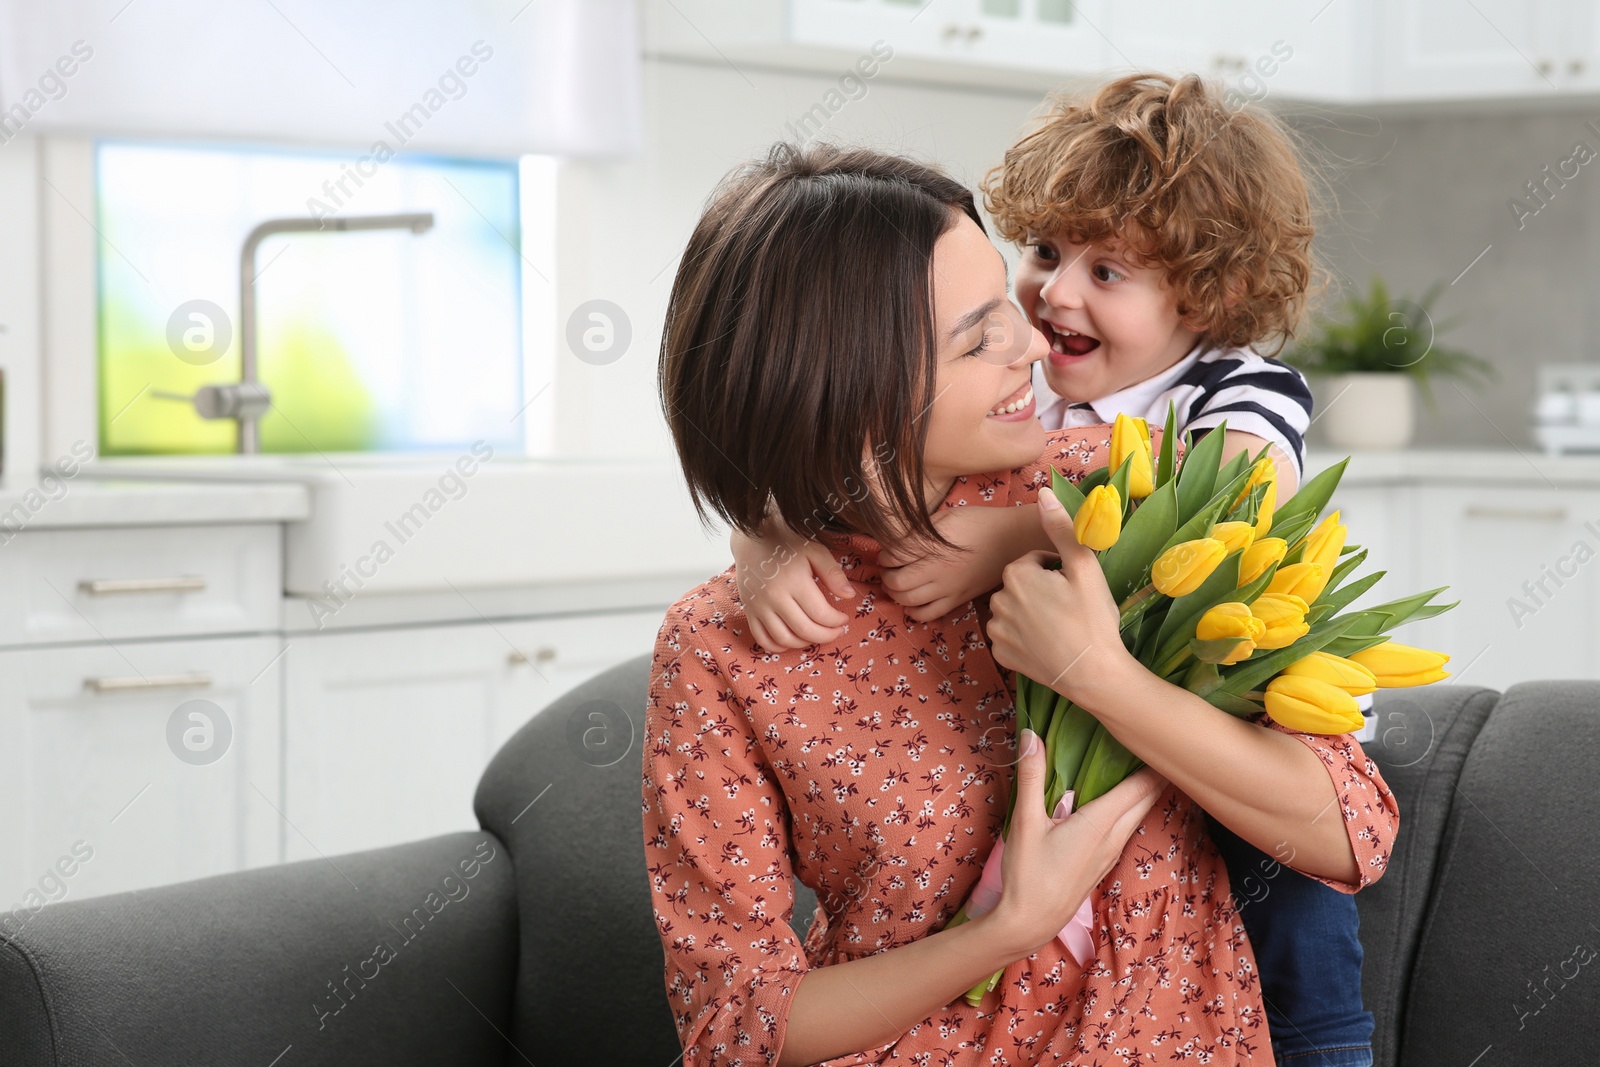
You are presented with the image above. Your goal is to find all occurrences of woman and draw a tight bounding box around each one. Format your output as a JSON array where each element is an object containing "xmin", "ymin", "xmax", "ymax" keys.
[{"xmin": 644, "ymin": 144, "xmax": 1395, "ymax": 1066}]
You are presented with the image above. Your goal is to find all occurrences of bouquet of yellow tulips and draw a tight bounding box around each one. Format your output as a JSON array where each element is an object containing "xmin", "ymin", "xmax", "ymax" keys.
[{"xmin": 945, "ymin": 404, "xmax": 1454, "ymax": 1007}]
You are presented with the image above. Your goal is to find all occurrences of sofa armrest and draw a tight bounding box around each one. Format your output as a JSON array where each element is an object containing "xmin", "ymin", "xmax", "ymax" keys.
[{"xmin": 0, "ymin": 832, "xmax": 518, "ymax": 1067}]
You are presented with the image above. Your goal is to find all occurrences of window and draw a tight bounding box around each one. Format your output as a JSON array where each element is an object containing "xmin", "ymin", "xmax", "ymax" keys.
[{"xmin": 95, "ymin": 140, "xmax": 539, "ymax": 455}]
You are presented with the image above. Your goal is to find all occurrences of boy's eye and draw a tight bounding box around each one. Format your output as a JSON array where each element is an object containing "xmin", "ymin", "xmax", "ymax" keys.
[
  {"xmin": 1028, "ymin": 241, "xmax": 1058, "ymax": 263},
  {"xmin": 1092, "ymin": 263, "xmax": 1126, "ymax": 283}
]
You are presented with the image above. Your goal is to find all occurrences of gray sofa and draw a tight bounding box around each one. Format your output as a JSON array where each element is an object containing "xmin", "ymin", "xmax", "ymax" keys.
[{"xmin": 1, "ymin": 657, "xmax": 1595, "ymax": 1066}]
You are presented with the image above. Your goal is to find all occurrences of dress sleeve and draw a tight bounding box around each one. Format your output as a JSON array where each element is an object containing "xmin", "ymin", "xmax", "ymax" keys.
[
  {"xmin": 641, "ymin": 616, "xmax": 809, "ymax": 1067},
  {"xmin": 1263, "ymin": 720, "xmax": 1400, "ymax": 894}
]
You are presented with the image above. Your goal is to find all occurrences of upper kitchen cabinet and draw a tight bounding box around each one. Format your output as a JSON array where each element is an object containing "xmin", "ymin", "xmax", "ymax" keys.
[
  {"xmin": 1103, "ymin": 0, "xmax": 1378, "ymax": 103},
  {"xmin": 646, "ymin": 0, "xmax": 1112, "ymax": 90},
  {"xmin": 1379, "ymin": 0, "xmax": 1582, "ymax": 99},
  {"xmin": 790, "ymin": 0, "xmax": 1110, "ymax": 75}
]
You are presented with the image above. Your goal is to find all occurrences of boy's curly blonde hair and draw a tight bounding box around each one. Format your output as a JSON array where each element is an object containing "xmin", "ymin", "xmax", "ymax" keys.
[{"xmin": 983, "ymin": 72, "xmax": 1319, "ymax": 354}]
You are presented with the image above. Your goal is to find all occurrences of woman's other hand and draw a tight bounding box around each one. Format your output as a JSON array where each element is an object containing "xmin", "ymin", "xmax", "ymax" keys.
[{"xmin": 987, "ymin": 728, "xmax": 1166, "ymax": 958}]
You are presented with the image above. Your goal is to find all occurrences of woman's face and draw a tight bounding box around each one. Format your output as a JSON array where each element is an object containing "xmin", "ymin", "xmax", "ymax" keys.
[{"xmin": 921, "ymin": 213, "xmax": 1049, "ymax": 502}]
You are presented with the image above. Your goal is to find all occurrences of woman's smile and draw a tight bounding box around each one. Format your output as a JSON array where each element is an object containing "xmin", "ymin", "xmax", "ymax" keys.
[{"xmin": 987, "ymin": 381, "xmax": 1036, "ymax": 420}]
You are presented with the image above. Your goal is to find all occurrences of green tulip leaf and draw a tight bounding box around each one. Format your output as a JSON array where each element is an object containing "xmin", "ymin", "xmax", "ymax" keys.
[
  {"xmin": 1215, "ymin": 448, "xmax": 1252, "ymax": 491},
  {"xmin": 1190, "ymin": 636, "xmax": 1252, "ymax": 664},
  {"xmin": 1321, "ymin": 634, "xmax": 1395, "ymax": 658},
  {"xmin": 1101, "ymin": 479, "xmax": 1179, "ymax": 601},
  {"xmin": 1050, "ymin": 466, "xmax": 1088, "ymax": 517},
  {"xmin": 1361, "ymin": 586, "xmax": 1454, "ymax": 628},
  {"xmin": 1156, "ymin": 400, "xmax": 1179, "ymax": 489},
  {"xmin": 1309, "ymin": 569, "xmax": 1387, "ymax": 621},
  {"xmin": 1203, "ymin": 689, "xmax": 1267, "ymax": 717},
  {"xmin": 1079, "ymin": 465, "xmax": 1113, "ymax": 493},
  {"xmin": 1274, "ymin": 458, "xmax": 1349, "ymax": 530},
  {"xmin": 1404, "ymin": 598, "xmax": 1460, "ymax": 623},
  {"xmin": 1175, "ymin": 421, "xmax": 1228, "ymax": 519},
  {"xmin": 1323, "ymin": 547, "xmax": 1371, "ymax": 594},
  {"xmin": 1107, "ymin": 454, "xmax": 1135, "ymax": 520}
]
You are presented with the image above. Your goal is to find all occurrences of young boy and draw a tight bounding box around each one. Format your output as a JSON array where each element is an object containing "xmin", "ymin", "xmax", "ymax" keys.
[{"xmin": 733, "ymin": 74, "xmax": 1376, "ymax": 1067}]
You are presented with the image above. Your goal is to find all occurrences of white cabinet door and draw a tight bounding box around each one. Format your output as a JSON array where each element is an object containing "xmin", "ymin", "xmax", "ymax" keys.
[
  {"xmin": 1325, "ymin": 483, "xmax": 1411, "ymax": 612},
  {"xmin": 1105, "ymin": 0, "xmax": 1374, "ymax": 102},
  {"xmin": 0, "ymin": 636, "xmax": 283, "ymax": 909},
  {"xmin": 1403, "ymin": 487, "xmax": 1600, "ymax": 692},
  {"xmin": 282, "ymin": 610, "xmax": 663, "ymax": 861},
  {"xmin": 790, "ymin": 0, "xmax": 1109, "ymax": 73},
  {"xmin": 1380, "ymin": 0, "xmax": 1564, "ymax": 99}
]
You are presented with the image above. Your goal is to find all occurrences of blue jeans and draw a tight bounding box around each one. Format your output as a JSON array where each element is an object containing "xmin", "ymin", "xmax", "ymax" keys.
[{"xmin": 1210, "ymin": 816, "xmax": 1374, "ymax": 1067}]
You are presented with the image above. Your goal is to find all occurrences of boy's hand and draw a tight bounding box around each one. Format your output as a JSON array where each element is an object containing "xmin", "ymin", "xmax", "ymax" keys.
[
  {"xmin": 731, "ymin": 526, "xmax": 856, "ymax": 651},
  {"xmin": 879, "ymin": 507, "xmax": 1049, "ymax": 623}
]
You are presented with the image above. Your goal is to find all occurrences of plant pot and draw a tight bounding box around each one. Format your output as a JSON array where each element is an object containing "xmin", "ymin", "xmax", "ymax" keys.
[{"xmin": 1320, "ymin": 372, "xmax": 1415, "ymax": 450}]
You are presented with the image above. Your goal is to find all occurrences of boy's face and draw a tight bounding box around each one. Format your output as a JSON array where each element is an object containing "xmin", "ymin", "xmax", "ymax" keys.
[{"xmin": 1015, "ymin": 233, "xmax": 1201, "ymax": 403}]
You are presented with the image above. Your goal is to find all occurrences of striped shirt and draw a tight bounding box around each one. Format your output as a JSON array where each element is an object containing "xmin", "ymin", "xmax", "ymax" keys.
[{"xmin": 1033, "ymin": 342, "xmax": 1315, "ymax": 477}]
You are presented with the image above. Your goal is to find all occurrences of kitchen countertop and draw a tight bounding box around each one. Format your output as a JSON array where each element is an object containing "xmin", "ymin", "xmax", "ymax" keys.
[
  {"xmin": 1310, "ymin": 448, "xmax": 1600, "ymax": 487},
  {"xmin": 0, "ymin": 477, "xmax": 311, "ymax": 531}
]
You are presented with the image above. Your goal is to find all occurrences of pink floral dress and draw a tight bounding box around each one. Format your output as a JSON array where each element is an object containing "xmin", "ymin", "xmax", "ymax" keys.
[{"xmin": 641, "ymin": 427, "xmax": 1398, "ymax": 1066}]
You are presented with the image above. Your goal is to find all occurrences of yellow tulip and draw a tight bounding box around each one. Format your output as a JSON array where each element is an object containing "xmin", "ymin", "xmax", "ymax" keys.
[
  {"xmin": 1196, "ymin": 602, "xmax": 1264, "ymax": 664},
  {"xmin": 1239, "ymin": 537, "xmax": 1288, "ymax": 585},
  {"xmin": 1302, "ymin": 510, "xmax": 1347, "ymax": 576},
  {"xmin": 1152, "ymin": 538, "xmax": 1229, "ymax": 597},
  {"xmin": 1249, "ymin": 593, "xmax": 1310, "ymax": 650},
  {"xmin": 1110, "ymin": 413, "xmax": 1155, "ymax": 499},
  {"xmin": 1349, "ymin": 641, "xmax": 1452, "ymax": 687},
  {"xmin": 1232, "ymin": 456, "xmax": 1277, "ymax": 508},
  {"xmin": 1267, "ymin": 561, "xmax": 1328, "ymax": 602},
  {"xmin": 1254, "ymin": 478, "xmax": 1277, "ymax": 539},
  {"xmin": 1264, "ymin": 674, "xmax": 1365, "ymax": 734},
  {"xmin": 1281, "ymin": 651, "xmax": 1377, "ymax": 696},
  {"xmin": 1074, "ymin": 484, "xmax": 1122, "ymax": 551},
  {"xmin": 1210, "ymin": 521, "xmax": 1257, "ymax": 555}
]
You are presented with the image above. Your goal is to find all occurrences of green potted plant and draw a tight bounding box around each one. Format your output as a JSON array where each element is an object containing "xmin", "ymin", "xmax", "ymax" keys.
[{"xmin": 1285, "ymin": 276, "xmax": 1494, "ymax": 449}]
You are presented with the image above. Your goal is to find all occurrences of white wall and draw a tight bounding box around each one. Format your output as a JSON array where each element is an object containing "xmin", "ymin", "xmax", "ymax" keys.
[{"xmin": 549, "ymin": 55, "xmax": 1051, "ymax": 460}]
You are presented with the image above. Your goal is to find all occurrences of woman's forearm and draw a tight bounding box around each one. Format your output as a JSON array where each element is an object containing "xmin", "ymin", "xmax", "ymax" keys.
[
  {"xmin": 1075, "ymin": 658, "xmax": 1359, "ymax": 885},
  {"xmin": 777, "ymin": 910, "xmax": 1024, "ymax": 1067}
]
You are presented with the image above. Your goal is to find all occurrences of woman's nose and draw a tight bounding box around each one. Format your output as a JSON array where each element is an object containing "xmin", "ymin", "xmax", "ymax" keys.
[{"xmin": 1012, "ymin": 322, "xmax": 1049, "ymax": 369}]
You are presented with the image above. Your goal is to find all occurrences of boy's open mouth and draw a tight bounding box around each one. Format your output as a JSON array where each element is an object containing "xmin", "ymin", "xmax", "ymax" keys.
[{"xmin": 1042, "ymin": 321, "xmax": 1101, "ymax": 360}]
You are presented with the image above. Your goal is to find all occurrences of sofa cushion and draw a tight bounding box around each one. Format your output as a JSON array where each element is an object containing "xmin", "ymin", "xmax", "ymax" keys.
[
  {"xmin": 1400, "ymin": 681, "xmax": 1600, "ymax": 1064},
  {"xmin": 475, "ymin": 651, "xmax": 680, "ymax": 1064},
  {"xmin": 1355, "ymin": 685, "xmax": 1498, "ymax": 1067}
]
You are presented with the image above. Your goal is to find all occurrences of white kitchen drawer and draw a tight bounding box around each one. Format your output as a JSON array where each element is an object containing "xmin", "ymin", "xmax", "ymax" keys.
[
  {"xmin": 0, "ymin": 636, "xmax": 284, "ymax": 907},
  {"xmin": 0, "ymin": 524, "xmax": 280, "ymax": 647}
]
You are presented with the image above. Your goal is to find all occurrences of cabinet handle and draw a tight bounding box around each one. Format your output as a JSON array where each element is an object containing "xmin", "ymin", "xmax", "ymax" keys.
[
  {"xmin": 79, "ymin": 576, "xmax": 208, "ymax": 596},
  {"xmin": 84, "ymin": 672, "xmax": 213, "ymax": 693},
  {"xmin": 1538, "ymin": 58, "xmax": 1555, "ymax": 77},
  {"xmin": 508, "ymin": 648, "xmax": 557, "ymax": 666},
  {"xmin": 1463, "ymin": 505, "xmax": 1567, "ymax": 522},
  {"xmin": 1571, "ymin": 58, "xmax": 1587, "ymax": 77},
  {"xmin": 966, "ymin": 24, "xmax": 982, "ymax": 41}
]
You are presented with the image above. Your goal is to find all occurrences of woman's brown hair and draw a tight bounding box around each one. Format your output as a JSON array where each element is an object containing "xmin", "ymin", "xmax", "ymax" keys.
[
  {"xmin": 983, "ymin": 71, "xmax": 1319, "ymax": 353},
  {"xmin": 659, "ymin": 142, "xmax": 983, "ymax": 550}
]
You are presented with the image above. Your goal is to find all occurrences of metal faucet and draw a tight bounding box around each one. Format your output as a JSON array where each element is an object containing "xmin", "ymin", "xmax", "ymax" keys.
[{"xmin": 169, "ymin": 212, "xmax": 435, "ymax": 453}]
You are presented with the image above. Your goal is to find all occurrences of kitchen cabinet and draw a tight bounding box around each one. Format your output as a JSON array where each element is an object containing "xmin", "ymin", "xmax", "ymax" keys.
[
  {"xmin": 1104, "ymin": 0, "xmax": 1376, "ymax": 103},
  {"xmin": 1402, "ymin": 486, "xmax": 1600, "ymax": 692},
  {"xmin": 790, "ymin": 0, "xmax": 1109, "ymax": 74},
  {"xmin": 1325, "ymin": 481, "xmax": 1412, "ymax": 612},
  {"xmin": 1379, "ymin": 0, "xmax": 1590, "ymax": 99},
  {"xmin": 281, "ymin": 609, "xmax": 664, "ymax": 861},
  {"xmin": 0, "ymin": 636, "xmax": 283, "ymax": 908}
]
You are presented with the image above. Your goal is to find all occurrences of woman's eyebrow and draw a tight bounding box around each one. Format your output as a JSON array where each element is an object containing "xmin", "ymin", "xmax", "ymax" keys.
[{"xmin": 947, "ymin": 297, "xmax": 1004, "ymax": 342}]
